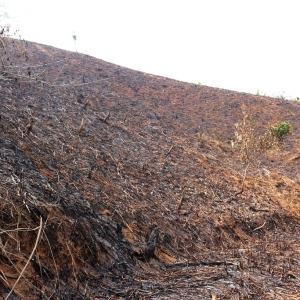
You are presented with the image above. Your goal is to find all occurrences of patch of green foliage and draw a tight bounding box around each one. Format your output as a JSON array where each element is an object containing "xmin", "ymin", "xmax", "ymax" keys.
[{"xmin": 269, "ymin": 121, "xmax": 291, "ymax": 142}]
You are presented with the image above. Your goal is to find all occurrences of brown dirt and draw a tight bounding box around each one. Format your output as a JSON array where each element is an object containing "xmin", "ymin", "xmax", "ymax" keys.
[{"xmin": 0, "ymin": 38, "xmax": 300, "ymax": 299}]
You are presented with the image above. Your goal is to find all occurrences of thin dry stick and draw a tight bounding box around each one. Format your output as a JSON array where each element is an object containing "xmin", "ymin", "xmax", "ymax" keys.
[
  {"xmin": 165, "ymin": 145, "xmax": 174, "ymax": 157},
  {"xmin": 0, "ymin": 269, "xmax": 8, "ymax": 285},
  {"xmin": 66, "ymin": 240, "xmax": 78, "ymax": 282},
  {"xmin": 103, "ymin": 111, "xmax": 110, "ymax": 123},
  {"xmin": 78, "ymin": 116, "xmax": 87, "ymax": 134},
  {"xmin": 115, "ymin": 209, "xmax": 133, "ymax": 233},
  {"xmin": 41, "ymin": 228, "xmax": 60, "ymax": 293},
  {"xmin": 5, "ymin": 217, "xmax": 43, "ymax": 300},
  {"xmin": 252, "ymin": 221, "xmax": 266, "ymax": 232},
  {"xmin": 234, "ymin": 161, "xmax": 251, "ymax": 197},
  {"xmin": 177, "ymin": 187, "xmax": 187, "ymax": 212}
]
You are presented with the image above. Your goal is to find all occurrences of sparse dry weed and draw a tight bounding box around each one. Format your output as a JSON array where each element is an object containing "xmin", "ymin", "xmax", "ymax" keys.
[{"xmin": 233, "ymin": 103, "xmax": 292, "ymax": 196}]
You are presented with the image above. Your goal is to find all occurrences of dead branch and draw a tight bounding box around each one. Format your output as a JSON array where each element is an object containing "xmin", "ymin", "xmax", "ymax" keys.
[
  {"xmin": 66, "ymin": 240, "xmax": 78, "ymax": 282},
  {"xmin": 165, "ymin": 145, "xmax": 174, "ymax": 157},
  {"xmin": 165, "ymin": 260, "xmax": 236, "ymax": 268},
  {"xmin": 5, "ymin": 217, "xmax": 43, "ymax": 300},
  {"xmin": 252, "ymin": 221, "xmax": 266, "ymax": 232},
  {"xmin": 103, "ymin": 111, "xmax": 110, "ymax": 123},
  {"xmin": 115, "ymin": 209, "xmax": 133, "ymax": 233},
  {"xmin": 34, "ymin": 69, "xmax": 46, "ymax": 81},
  {"xmin": 78, "ymin": 116, "xmax": 87, "ymax": 134},
  {"xmin": 234, "ymin": 161, "xmax": 251, "ymax": 197},
  {"xmin": 177, "ymin": 186, "xmax": 187, "ymax": 212}
]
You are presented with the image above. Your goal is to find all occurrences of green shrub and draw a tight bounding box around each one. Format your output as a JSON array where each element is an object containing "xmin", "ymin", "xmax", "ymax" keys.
[{"xmin": 269, "ymin": 121, "xmax": 291, "ymax": 142}]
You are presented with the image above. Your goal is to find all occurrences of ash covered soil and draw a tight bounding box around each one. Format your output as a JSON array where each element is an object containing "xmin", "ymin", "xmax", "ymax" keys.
[{"xmin": 1, "ymin": 38, "xmax": 300, "ymax": 299}]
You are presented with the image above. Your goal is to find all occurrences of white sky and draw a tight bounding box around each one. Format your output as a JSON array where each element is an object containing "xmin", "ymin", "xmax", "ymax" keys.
[{"xmin": 1, "ymin": 0, "xmax": 300, "ymax": 98}]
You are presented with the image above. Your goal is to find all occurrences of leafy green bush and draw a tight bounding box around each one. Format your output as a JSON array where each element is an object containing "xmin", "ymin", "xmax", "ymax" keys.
[{"xmin": 269, "ymin": 121, "xmax": 291, "ymax": 142}]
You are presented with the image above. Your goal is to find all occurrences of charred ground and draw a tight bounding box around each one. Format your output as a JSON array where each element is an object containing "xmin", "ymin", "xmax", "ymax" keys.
[{"xmin": 0, "ymin": 38, "xmax": 300, "ymax": 299}]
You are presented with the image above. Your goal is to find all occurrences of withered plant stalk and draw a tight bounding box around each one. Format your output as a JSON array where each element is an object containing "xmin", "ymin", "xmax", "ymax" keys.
[{"xmin": 233, "ymin": 103, "xmax": 291, "ymax": 196}]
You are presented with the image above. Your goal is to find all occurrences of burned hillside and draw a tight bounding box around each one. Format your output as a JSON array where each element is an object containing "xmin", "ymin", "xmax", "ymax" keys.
[{"xmin": 0, "ymin": 38, "xmax": 300, "ymax": 299}]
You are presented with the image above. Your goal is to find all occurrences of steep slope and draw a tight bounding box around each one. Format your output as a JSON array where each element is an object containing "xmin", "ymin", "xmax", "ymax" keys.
[{"xmin": 0, "ymin": 38, "xmax": 300, "ymax": 299}]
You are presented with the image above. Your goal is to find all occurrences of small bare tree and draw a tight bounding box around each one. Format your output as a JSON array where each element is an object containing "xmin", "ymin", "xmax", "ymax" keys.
[{"xmin": 233, "ymin": 103, "xmax": 291, "ymax": 196}]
